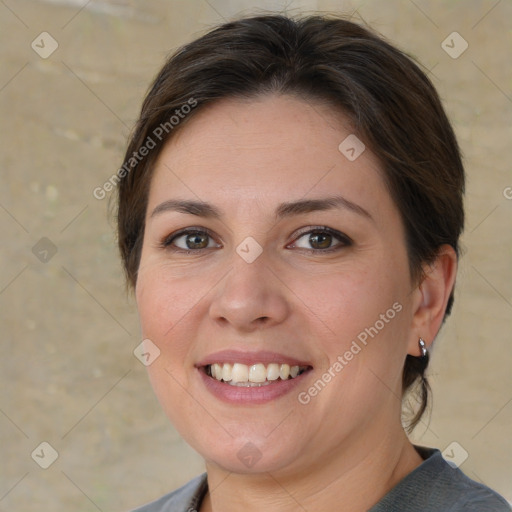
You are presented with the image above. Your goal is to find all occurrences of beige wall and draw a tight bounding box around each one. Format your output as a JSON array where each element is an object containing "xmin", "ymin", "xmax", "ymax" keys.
[{"xmin": 1, "ymin": 0, "xmax": 510, "ymax": 510}]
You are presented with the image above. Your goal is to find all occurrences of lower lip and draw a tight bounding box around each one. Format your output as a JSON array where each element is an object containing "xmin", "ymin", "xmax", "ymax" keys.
[{"xmin": 198, "ymin": 369, "xmax": 310, "ymax": 404}]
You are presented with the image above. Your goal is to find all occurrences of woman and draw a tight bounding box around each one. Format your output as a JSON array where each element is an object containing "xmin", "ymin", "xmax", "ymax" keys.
[{"xmin": 117, "ymin": 14, "xmax": 510, "ymax": 512}]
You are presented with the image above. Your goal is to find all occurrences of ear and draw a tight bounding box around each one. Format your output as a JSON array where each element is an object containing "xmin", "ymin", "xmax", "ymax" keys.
[{"xmin": 407, "ymin": 245, "xmax": 458, "ymax": 356}]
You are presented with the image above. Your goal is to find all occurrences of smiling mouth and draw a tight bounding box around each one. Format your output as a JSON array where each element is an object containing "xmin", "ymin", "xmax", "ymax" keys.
[{"xmin": 204, "ymin": 362, "xmax": 311, "ymax": 387}]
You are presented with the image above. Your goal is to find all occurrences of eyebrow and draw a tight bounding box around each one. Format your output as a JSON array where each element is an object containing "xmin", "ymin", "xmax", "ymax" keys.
[{"xmin": 150, "ymin": 195, "xmax": 372, "ymax": 221}]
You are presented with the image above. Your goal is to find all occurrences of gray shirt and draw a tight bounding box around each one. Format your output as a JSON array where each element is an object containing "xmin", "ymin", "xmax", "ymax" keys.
[{"xmin": 130, "ymin": 446, "xmax": 511, "ymax": 511}]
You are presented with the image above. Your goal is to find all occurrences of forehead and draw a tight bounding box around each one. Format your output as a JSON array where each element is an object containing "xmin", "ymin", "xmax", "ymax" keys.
[{"xmin": 147, "ymin": 94, "xmax": 391, "ymax": 219}]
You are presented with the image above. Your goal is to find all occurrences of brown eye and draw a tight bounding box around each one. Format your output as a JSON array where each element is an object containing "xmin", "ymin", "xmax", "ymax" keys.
[
  {"xmin": 163, "ymin": 229, "xmax": 220, "ymax": 252},
  {"xmin": 184, "ymin": 232, "xmax": 209, "ymax": 249},
  {"xmin": 309, "ymin": 232, "xmax": 333, "ymax": 250},
  {"xmin": 290, "ymin": 227, "xmax": 352, "ymax": 252}
]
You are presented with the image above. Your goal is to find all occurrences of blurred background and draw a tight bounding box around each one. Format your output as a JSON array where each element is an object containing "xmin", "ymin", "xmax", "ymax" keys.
[{"xmin": 1, "ymin": 0, "xmax": 511, "ymax": 510}]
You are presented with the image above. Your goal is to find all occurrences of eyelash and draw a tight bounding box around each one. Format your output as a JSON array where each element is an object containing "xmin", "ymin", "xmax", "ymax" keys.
[
  {"xmin": 160, "ymin": 226, "xmax": 352, "ymax": 254},
  {"xmin": 160, "ymin": 227, "xmax": 218, "ymax": 254},
  {"xmin": 290, "ymin": 226, "xmax": 353, "ymax": 252}
]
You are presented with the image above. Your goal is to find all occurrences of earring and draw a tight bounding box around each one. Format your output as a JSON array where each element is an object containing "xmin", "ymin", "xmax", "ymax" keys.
[{"xmin": 419, "ymin": 337, "xmax": 428, "ymax": 358}]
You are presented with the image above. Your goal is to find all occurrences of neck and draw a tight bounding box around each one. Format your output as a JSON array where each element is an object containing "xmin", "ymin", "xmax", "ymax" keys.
[{"xmin": 201, "ymin": 427, "xmax": 423, "ymax": 512}]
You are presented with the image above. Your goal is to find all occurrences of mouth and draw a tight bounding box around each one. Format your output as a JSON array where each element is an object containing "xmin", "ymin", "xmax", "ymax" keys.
[
  {"xmin": 196, "ymin": 350, "xmax": 313, "ymax": 404},
  {"xmin": 203, "ymin": 362, "xmax": 310, "ymax": 387}
]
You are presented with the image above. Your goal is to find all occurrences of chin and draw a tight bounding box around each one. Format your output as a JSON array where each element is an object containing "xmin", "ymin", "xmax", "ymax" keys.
[
  {"xmin": 203, "ymin": 442, "xmax": 302, "ymax": 475},
  {"xmin": 173, "ymin": 414, "xmax": 309, "ymax": 474}
]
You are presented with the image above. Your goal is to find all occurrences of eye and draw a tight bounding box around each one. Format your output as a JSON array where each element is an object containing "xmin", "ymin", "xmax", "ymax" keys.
[
  {"xmin": 162, "ymin": 228, "xmax": 221, "ymax": 252},
  {"xmin": 289, "ymin": 227, "xmax": 352, "ymax": 252}
]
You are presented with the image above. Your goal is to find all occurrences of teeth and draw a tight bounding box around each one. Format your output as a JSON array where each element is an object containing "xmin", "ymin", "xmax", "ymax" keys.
[
  {"xmin": 207, "ymin": 362, "xmax": 307, "ymax": 385},
  {"xmin": 266, "ymin": 363, "xmax": 280, "ymax": 381},
  {"xmin": 249, "ymin": 363, "xmax": 267, "ymax": 383},
  {"xmin": 231, "ymin": 363, "xmax": 248, "ymax": 384},
  {"xmin": 212, "ymin": 363, "xmax": 222, "ymax": 379},
  {"xmin": 222, "ymin": 363, "xmax": 233, "ymax": 382}
]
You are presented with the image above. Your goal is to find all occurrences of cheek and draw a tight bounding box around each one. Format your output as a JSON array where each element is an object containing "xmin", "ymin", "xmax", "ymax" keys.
[
  {"xmin": 288, "ymin": 258, "xmax": 411, "ymax": 399},
  {"xmin": 295, "ymin": 268, "xmax": 409, "ymax": 428},
  {"xmin": 136, "ymin": 260, "xmax": 210, "ymax": 336},
  {"xmin": 135, "ymin": 264, "xmax": 210, "ymax": 374},
  {"xmin": 289, "ymin": 263, "xmax": 404, "ymax": 344},
  {"xmin": 135, "ymin": 269, "xmax": 207, "ymax": 426}
]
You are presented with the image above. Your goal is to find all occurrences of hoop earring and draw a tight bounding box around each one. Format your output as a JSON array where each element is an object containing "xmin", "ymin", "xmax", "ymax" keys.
[{"xmin": 419, "ymin": 337, "xmax": 428, "ymax": 358}]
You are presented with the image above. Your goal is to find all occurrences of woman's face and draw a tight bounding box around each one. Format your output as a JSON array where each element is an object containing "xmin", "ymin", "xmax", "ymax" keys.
[{"xmin": 136, "ymin": 95, "xmax": 419, "ymax": 475}]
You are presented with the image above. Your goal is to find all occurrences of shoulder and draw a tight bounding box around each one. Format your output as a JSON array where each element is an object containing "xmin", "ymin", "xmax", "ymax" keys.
[
  {"xmin": 371, "ymin": 446, "xmax": 511, "ymax": 512},
  {"xmin": 129, "ymin": 473, "xmax": 208, "ymax": 512}
]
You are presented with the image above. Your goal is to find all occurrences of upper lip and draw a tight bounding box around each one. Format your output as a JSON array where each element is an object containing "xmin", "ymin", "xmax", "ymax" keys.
[{"xmin": 195, "ymin": 349, "xmax": 312, "ymax": 368}]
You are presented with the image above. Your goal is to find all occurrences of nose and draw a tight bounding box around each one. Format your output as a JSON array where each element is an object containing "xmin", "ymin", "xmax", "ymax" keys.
[{"xmin": 208, "ymin": 252, "xmax": 290, "ymax": 332}]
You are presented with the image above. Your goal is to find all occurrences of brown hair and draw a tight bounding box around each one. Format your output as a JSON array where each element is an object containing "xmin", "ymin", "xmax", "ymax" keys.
[{"xmin": 116, "ymin": 14, "xmax": 465, "ymax": 430}]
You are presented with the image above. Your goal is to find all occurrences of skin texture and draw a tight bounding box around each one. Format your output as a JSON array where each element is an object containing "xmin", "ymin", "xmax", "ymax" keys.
[{"xmin": 135, "ymin": 95, "xmax": 457, "ymax": 512}]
